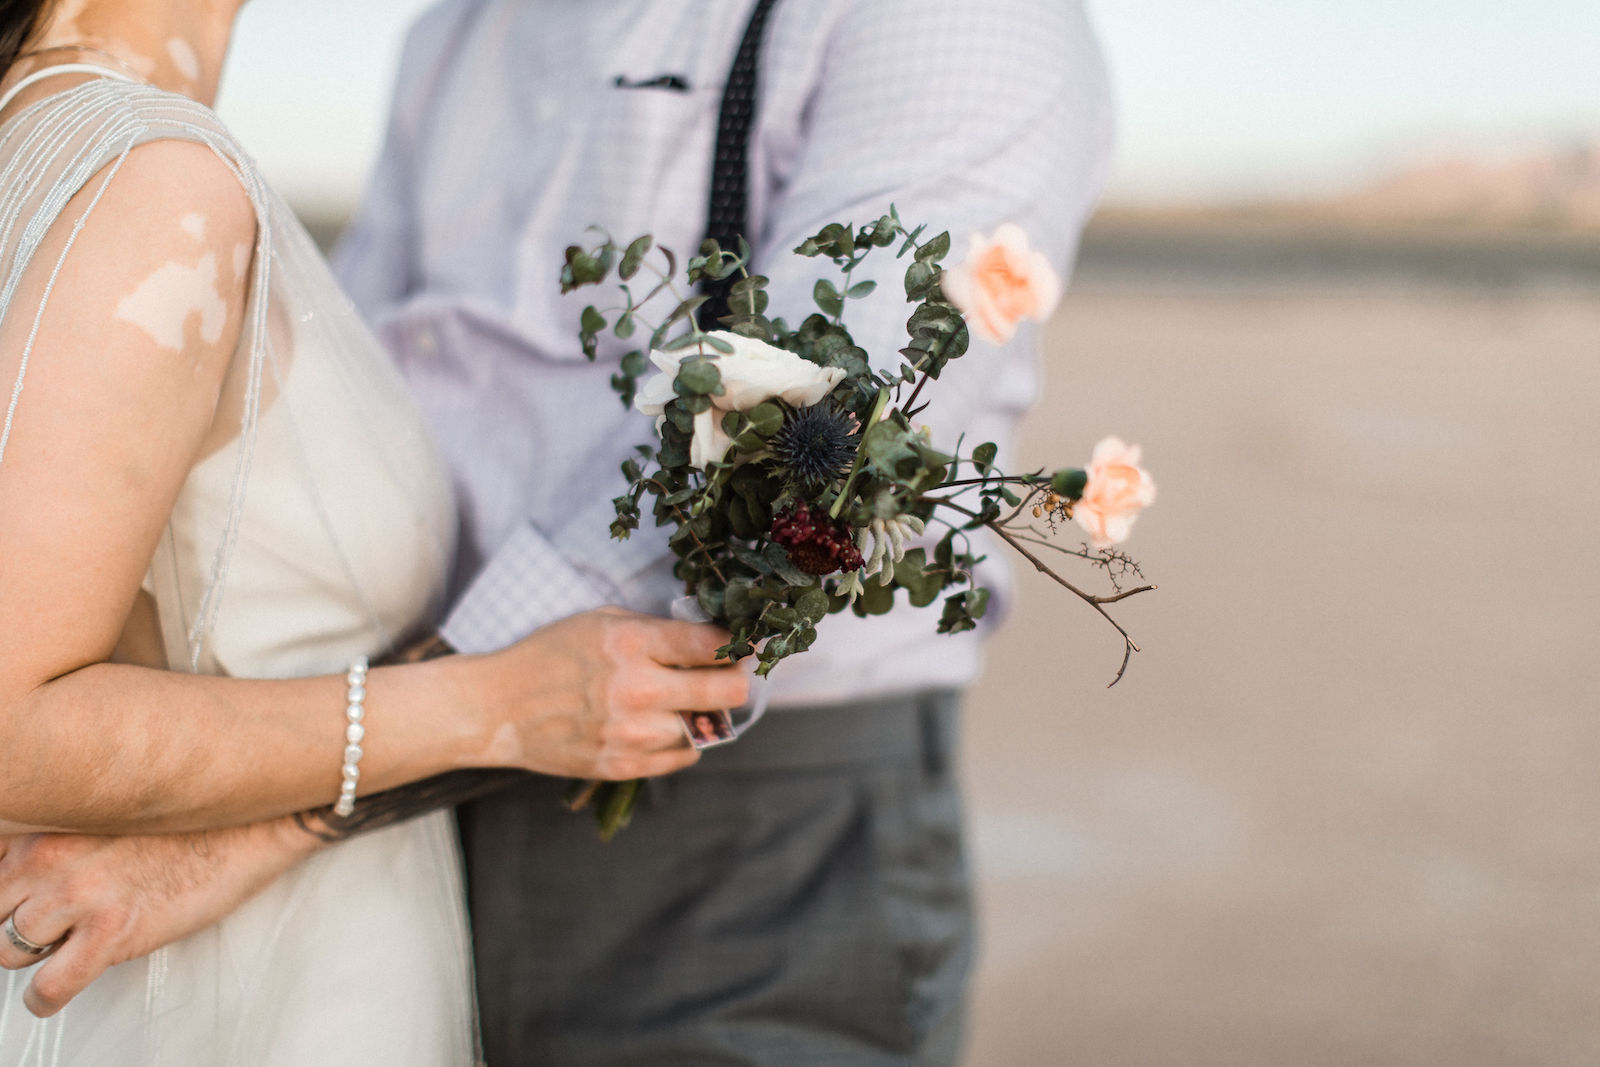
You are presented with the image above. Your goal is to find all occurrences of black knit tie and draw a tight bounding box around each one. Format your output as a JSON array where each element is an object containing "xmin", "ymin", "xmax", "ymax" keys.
[{"xmin": 698, "ymin": 0, "xmax": 780, "ymax": 329}]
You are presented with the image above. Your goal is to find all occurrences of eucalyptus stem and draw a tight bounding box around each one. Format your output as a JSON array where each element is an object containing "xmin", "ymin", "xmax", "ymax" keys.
[
  {"xmin": 830, "ymin": 386, "xmax": 890, "ymax": 519},
  {"xmin": 833, "ymin": 257, "xmax": 856, "ymax": 327}
]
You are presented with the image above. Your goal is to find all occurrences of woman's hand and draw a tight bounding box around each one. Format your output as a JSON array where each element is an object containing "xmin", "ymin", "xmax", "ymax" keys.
[
  {"xmin": 0, "ymin": 607, "xmax": 746, "ymax": 1017},
  {"xmin": 467, "ymin": 607, "xmax": 748, "ymax": 781}
]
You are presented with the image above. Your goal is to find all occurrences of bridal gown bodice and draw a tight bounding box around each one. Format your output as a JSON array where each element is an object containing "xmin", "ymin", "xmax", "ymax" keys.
[{"xmin": 0, "ymin": 77, "xmax": 476, "ymax": 1064}]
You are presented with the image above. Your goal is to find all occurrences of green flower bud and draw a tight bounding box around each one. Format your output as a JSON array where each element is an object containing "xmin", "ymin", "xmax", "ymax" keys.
[{"xmin": 1050, "ymin": 467, "xmax": 1088, "ymax": 501}]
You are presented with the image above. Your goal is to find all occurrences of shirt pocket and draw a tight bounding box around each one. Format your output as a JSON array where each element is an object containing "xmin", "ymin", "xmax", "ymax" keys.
[{"xmin": 510, "ymin": 82, "xmax": 722, "ymax": 357}]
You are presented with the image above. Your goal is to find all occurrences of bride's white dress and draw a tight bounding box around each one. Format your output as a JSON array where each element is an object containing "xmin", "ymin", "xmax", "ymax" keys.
[{"xmin": 0, "ymin": 75, "xmax": 477, "ymax": 1064}]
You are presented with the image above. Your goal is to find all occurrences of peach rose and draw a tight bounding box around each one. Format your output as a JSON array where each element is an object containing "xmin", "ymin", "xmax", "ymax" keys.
[
  {"xmin": 940, "ymin": 224, "xmax": 1062, "ymax": 345},
  {"xmin": 1073, "ymin": 437, "xmax": 1156, "ymax": 548}
]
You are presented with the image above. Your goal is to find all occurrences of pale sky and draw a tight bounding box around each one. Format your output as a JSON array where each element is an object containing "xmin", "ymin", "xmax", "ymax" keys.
[{"xmin": 216, "ymin": 0, "xmax": 1600, "ymax": 211}]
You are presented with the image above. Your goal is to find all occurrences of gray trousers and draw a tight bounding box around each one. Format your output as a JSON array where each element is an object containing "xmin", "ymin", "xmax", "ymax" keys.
[{"xmin": 457, "ymin": 690, "xmax": 973, "ymax": 1065}]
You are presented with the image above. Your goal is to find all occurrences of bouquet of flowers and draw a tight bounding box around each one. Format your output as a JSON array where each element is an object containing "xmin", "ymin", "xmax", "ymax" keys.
[{"xmin": 561, "ymin": 209, "xmax": 1156, "ymax": 836}]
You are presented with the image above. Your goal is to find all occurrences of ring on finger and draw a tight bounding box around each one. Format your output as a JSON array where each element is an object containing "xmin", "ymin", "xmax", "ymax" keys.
[{"xmin": 3, "ymin": 913, "xmax": 57, "ymax": 957}]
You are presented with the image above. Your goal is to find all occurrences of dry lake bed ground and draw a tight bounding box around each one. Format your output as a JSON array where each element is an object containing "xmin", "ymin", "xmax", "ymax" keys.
[{"xmin": 963, "ymin": 221, "xmax": 1600, "ymax": 1065}]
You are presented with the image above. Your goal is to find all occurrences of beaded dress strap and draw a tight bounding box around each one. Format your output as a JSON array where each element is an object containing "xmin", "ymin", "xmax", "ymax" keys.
[{"xmin": 0, "ymin": 63, "xmax": 136, "ymax": 116}]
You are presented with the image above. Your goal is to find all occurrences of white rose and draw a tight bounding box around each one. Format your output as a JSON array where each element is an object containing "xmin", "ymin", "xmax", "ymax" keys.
[{"xmin": 633, "ymin": 331, "xmax": 846, "ymax": 468}]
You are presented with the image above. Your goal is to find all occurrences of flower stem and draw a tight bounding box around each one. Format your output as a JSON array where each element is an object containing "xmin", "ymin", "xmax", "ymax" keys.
[{"xmin": 830, "ymin": 386, "xmax": 890, "ymax": 519}]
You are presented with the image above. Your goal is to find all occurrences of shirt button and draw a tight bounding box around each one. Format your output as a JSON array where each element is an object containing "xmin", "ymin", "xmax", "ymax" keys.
[
  {"xmin": 536, "ymin": 96, "xmax": 559, "ymax": 123},
  {"xmin": 414, "ymin": 327, "xmax": 438, "ymax": 356}
]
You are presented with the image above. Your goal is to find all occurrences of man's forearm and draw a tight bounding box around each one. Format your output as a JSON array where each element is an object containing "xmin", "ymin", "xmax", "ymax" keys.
[{"xmin": 292, "ymin": 768, "xmax": 530, "ymax": 844}]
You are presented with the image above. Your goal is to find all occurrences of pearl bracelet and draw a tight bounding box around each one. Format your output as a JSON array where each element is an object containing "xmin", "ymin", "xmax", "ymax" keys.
[{"xmin": 333, "ymin": 656, "xmax": 368, "ymax": 817}]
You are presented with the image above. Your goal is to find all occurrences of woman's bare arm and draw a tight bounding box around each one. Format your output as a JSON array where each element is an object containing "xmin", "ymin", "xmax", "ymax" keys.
[{"xmin": 0, "ymin": 142, "xmax": 741, "ymax": 835}]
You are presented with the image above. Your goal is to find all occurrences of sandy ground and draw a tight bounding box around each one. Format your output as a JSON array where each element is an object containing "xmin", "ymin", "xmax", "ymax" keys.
[{"xmin": 960, "ymin": 285, "xmax": 1600, "ymax": 1065}]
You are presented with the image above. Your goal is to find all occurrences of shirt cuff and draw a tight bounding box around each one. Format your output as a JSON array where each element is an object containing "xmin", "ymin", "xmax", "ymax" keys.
[
  {"xmin": 548, "ymin": 488, "xmax": 673, "ymax": 593},
  {"xmin": 440, "ymin": 523, "xmax": 613, "ymax": 654}
]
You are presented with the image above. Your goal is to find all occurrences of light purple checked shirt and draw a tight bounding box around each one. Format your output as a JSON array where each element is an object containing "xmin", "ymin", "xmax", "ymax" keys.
[{"xmin": 333, "ymin": 0, "xmax": 1113, "ymax": 707}]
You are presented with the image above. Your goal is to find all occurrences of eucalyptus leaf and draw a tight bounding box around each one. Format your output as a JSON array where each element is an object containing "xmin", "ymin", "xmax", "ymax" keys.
[
  {"xmin": 677, "ymin": 392, "xmax": 712, "ymax": 415},
  {"xmin": 797, "ymin": 587, "xmax": 831, "ymax": 623},
  {"xmin": 619, "ymin": 234, "xmax": 653, "ymax": 280},
  {"xmin": 729, "ymin": 541, "xmax": 772, "ymax": 575},
  {"xmin": 904, "ymin": 260, "xmax": 937, "ymax": 301},
  {"xmin": 972, "ymin": 441, "xmax": 998, "ymax": 474},
  {"xmin": 757, "ymin": 638, "xmax": 788, "ymax": 673},
  {"xmin": 894, "ymin": 549, "xmax": 944, "ymax": 608},
  {"xmin": 803, "ymin": 222, "xmax": 855, "ymax": 260},
  {"xmin": 730, "ymin": 274, "xmax": 769, "ymax": 297},
  {"xmin": 608, "ymin": 373, "xmax": 633, "ymax": 407},
  {"xmin": 897, "ymin": 223, "xmax": 927, "ymax": 258},
  {"xmin": 675, "ymin": 358, "xmax": 722, "ymax": 396},
  {"xmin": 914, "ymin": 230, "xmax": 951, "ymax": 264},
  {"xmin": 666, "ymin": 294, "xmax": 710, "ymax": 327},
  {"xmin": 937, "ymin": 588, "xmax": 988, "ymax": 634},
  {"xmin": 747, "ymin": 402, "xmax": 784, "ymax": 437},
  {"xmin": 856, "ymin": 579, "xmax": 895, "ymax": 616},
  {"xmin": 663, "ymin": 485, "xmax": 698, "ymax": 507},
  {"xmin": 580, "ymin": 305, "xmax": 606, "ymax": 359},
  {"xmin": 658, "ymin": 440, "xmax": 689, "ymax": 468},
  {"xmin": 789, "ymin": 624, "xmax": 818, "ymax": 654},
  {"xmin": 860, "ymin": 419, "xmax": 922, "ymax": 481},
  {"xmin": 723, "ymin": 578, "xmax": 760, "ymax": 621},
  {"xmin": 764, "ymin": 543, "xmax": 816, "ymax": 586},
  {"xmin": 660, "ymin": 332, "xmax": 707, "ymax": 352},
  {"xmin": 562, "ymin": 244, "xmax": 612, "ymax": 292},
  {"xmin": 813, "ymin": 279, "xmax": 843, "ymax": 318},
  {"xmin": 820, "ymin": 343, "xmax": 870, "ymax": 379},
  {"xmin": 697, "ymin": 581, "xmax": 726, "ymax": 623},
  {"xmin": 665, "ymin": 405, "xmax": 695, "ymax": 433},
  {"xmin": 764, "ymin": 606, "xmax": 801, "ymax": 629},
  {"xmin": 727, "ymin": 317, "xmax": 775, "ymax": 339}
]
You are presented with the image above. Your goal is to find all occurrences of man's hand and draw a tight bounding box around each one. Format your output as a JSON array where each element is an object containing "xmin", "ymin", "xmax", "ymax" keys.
[{"xmin": 0, "ymin": 819, "xmax": 318, "ymax": 1017}]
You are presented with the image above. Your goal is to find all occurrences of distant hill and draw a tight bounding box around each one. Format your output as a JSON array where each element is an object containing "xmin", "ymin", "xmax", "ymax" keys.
[
  {"xmin": 1322, "ymin": 143, "xmax": 1600, "ymax": 231},
  {"xmin": 1078, "ymin": 144, "xmax": 1600, "ymax": 291},
  {"xmin": 1100, "ymin": 143, "xmax": 1600, "ymax": 234}
]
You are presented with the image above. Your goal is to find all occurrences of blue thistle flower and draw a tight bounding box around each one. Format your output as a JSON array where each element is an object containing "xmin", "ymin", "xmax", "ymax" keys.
[{"xmin": 771, "ymin": 404, "xmax": 858, "ymax": 487}]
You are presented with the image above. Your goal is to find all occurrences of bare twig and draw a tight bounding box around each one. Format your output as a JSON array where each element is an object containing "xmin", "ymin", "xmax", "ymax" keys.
[
  {"xmin": 901, "ymin": 368, "xmax": 933, "ymax": 412},
  {"xmin": 934, "ymin": 499, "xmax": 1154, "ymax": 686},
  {"xmin": 999, "ymin": 483, "xmax": 1046, "ymax": 527},
  {"xmin": 645, "ymin": 478, "xmax": 729, "ymax": 586},
  {"xmin": 937, "ymin": 470, "xmax": 1047, "ymax": 491}
]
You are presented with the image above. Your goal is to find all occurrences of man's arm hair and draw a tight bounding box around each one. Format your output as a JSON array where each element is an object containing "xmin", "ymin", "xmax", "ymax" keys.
[{"xmin": 292, "ymin": 632, "xmax": 527, "ymax": 844}]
